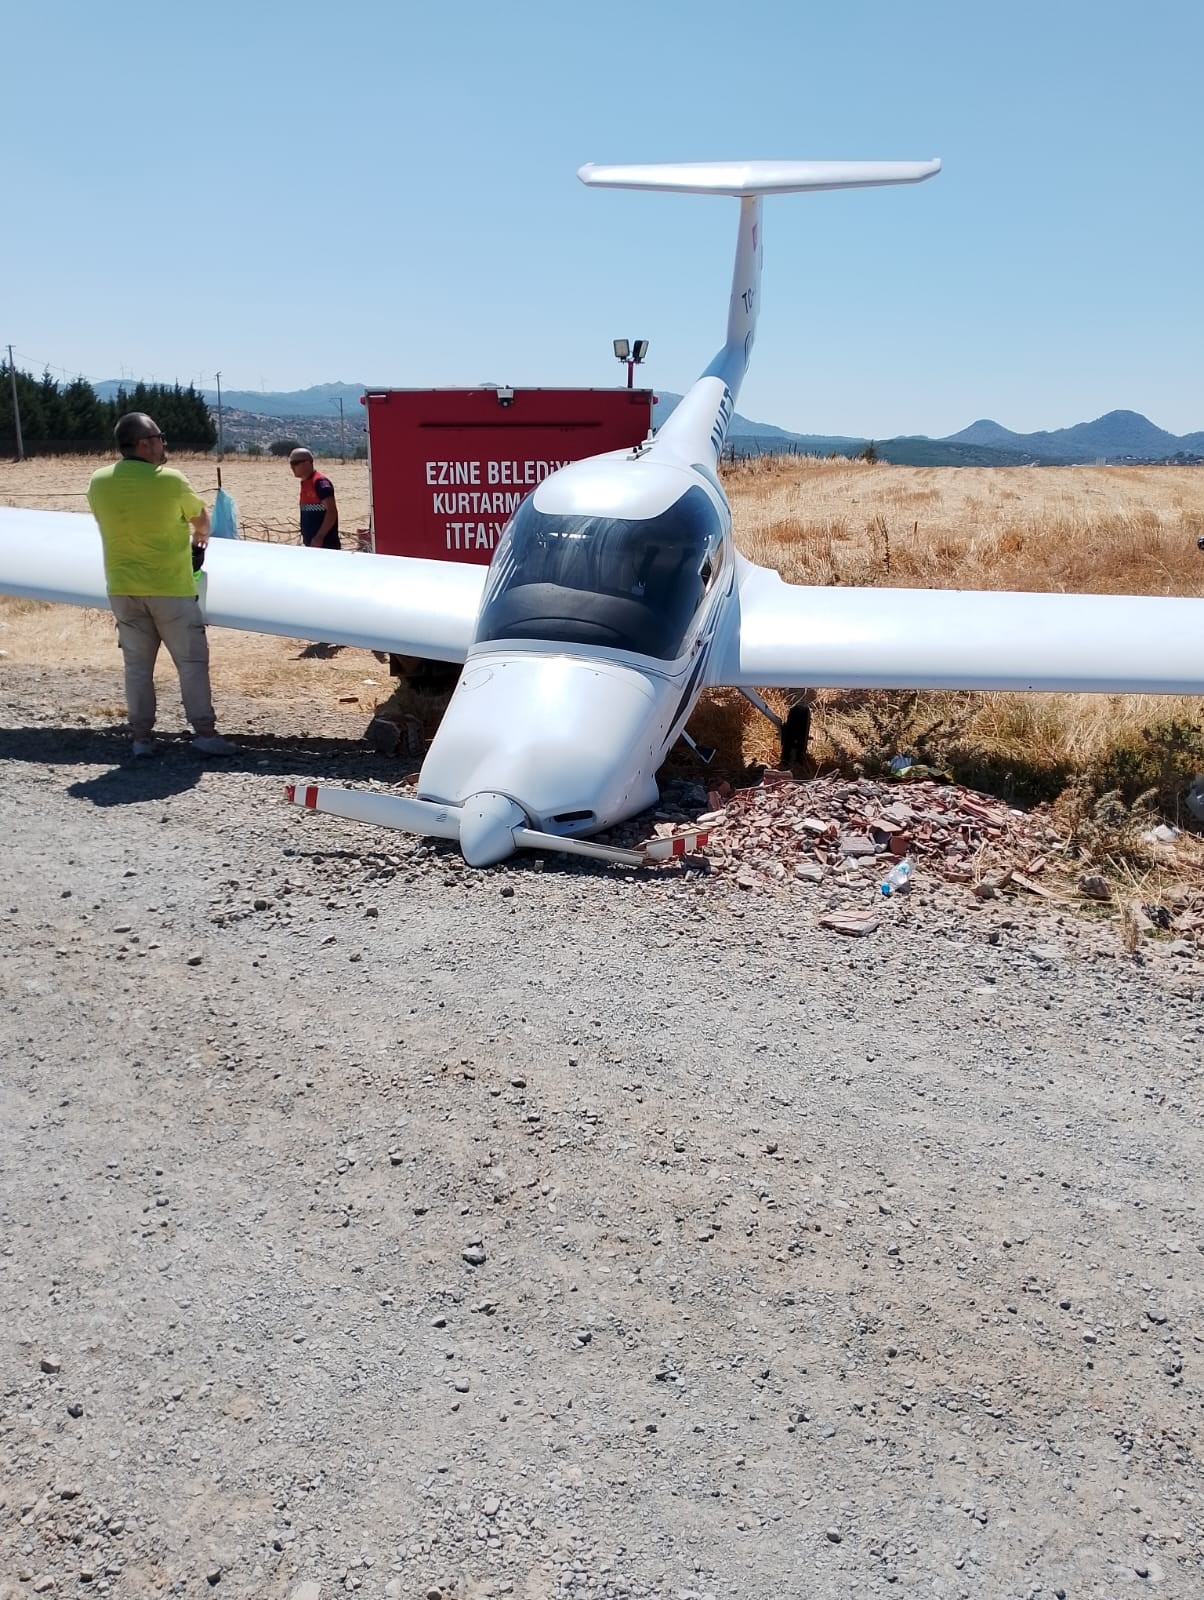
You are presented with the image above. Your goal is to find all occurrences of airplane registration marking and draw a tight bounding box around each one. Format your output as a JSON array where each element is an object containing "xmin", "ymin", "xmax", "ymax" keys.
[{"xmin": 709, "ymin": 386, "xmax": 735, "ymax": 455}]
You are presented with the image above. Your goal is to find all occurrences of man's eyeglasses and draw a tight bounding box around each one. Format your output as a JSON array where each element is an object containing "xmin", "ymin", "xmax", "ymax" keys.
[{"xmin": 142, "ymin": 431, "xmax": 165, "ymax": 443}]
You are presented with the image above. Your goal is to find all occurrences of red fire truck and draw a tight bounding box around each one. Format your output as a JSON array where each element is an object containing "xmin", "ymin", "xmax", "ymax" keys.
[{"xmin": 362, "ymin": 387, "xmax": 654, "ymax": 564}]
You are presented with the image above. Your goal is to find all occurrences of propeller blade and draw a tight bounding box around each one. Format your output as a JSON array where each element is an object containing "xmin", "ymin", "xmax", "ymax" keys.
[
  {"xmin": 285, "ymin": 784, "xmax": 461, "ymax": 840},
  {"xmin": 638, "ymin": 830, "xmax": 711, "ymax": 861},
  {"xmin": 512, "ymin": 828, "xmax": 645, "ymax": 866}
]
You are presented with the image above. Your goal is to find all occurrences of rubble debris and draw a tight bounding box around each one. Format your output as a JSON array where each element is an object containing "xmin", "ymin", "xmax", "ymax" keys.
[
  {"xmin": 686, "ymin": 772, "xmax": 1053, "ymax": 898},
  {"xmin": 592, "ymin": 770, "xmax": 1199, "ymax": 952},
  {"xmin": 1078, "ymin": 873, "xmax": 1113, "ymax": 901},
  {"xmin": 1011, "ymin": 872, "xmax": 1052, "ymax": 898},
  {"xmin": 819, "ymin": 911, "xmax": 881, "ymax": 937}
]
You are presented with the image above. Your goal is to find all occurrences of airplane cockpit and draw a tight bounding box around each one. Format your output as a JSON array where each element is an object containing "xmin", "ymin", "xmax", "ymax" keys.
[{"xmin": 475, "ymin": 485, "xmax": 726, "ymax": 662}]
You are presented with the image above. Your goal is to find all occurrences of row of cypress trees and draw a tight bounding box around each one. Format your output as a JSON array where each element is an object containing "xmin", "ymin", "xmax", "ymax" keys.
[{"xmin": 1, "ymin": 365, "xmax": 217, "ymax": 453}]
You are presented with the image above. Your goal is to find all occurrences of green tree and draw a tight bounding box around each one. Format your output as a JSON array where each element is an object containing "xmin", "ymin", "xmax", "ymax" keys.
[
  {"xmin": 183, "ymin": 383, "xmax": 217, "ymax": 449},
  {"xmin": 1, "ymin": 364, "xmax": 215, "ymax": 453},
  {"xmin": 37, "ymin": 370, "xmax": 63, "ymax": 438},
  {"xmin": 62, "ymin": 376, "xmax": 102, "ymax": 443}
]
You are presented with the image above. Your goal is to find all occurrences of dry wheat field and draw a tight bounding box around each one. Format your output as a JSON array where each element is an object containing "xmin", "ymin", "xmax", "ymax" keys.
[
  {"xmin": 3, "ymin": 451, "xmax": 1204, "ymax": 806},
  {"xmin": 0, "ymin": 451, "xmax": 374, "ymax": 544}
]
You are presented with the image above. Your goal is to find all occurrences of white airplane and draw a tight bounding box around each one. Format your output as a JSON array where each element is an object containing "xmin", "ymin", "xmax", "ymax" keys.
[{"xmin": 3, "ymin": 158, "xmax": 1204, "ymax": 867}]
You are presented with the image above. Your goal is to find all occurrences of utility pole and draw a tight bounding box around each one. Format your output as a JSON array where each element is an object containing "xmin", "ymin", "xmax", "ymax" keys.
[
  {"xmin": 330, "ymin": 395, "xmax": 347, "ymax": 462},
  {"xmin": 6, "ymin": 345, "xmax": 24, "ymax": 462},
  {"xmin": 215, "ymin": 370, "xmax": 224, "ymax": 460}
]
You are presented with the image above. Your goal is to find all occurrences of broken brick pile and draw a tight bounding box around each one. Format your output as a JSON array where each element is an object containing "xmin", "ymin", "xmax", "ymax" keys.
[
  {"xmin": 646, "ymin": 769, "xmax": 1204, "ymax": 948},
  {"xmin": 692, "ymin": 771, "xmax": 1065, "ymax": 895}
]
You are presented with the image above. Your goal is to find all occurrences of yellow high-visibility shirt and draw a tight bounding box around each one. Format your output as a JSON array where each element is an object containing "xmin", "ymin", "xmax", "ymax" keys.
[{"xmin": 87, "ymin": 460, "xmax": 203, "ymax": 597}]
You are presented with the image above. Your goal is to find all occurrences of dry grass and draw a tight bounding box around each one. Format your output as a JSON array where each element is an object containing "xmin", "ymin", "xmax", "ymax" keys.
[
  {"xmin": 716, "ymin": 456, "xmax": 1204, "ymax": 814},
  {"xmin": 0, "ymin": 451, "xmax": 372, "ymax": 544},
  {"xmin": 0, "ymin": 597, "xmax": 389, "ymax": 724},
  {"xmin": 724, "ymin": 454, "xmax": 1204, "ymax": 595},
  {"xmin": 4, "ymin": 452, "xmax": 1204, "ymax": 816}
]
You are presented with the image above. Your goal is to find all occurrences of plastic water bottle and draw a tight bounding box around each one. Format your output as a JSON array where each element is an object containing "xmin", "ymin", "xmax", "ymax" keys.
[{"xmin": 880, "ymin": 858, "xmax": 912, "ymax": 896}]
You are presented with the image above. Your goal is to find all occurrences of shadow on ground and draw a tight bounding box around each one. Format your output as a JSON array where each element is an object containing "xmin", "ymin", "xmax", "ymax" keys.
[
  {"xmin": 0, "ymin": 722, "xmax": 714, "ymax": 879},
  {"xmin": 0, "ymin": 723, "xmax": 415, "ymax": 807}
]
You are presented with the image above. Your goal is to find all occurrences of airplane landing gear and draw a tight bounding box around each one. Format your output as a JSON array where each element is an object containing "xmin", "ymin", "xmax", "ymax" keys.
[
  {"xmin": 737, "ymin": 688, "xmax": 812, "ymax": 766},
  {"xmin": 680, "ymin": 728, "xmax": 717, "ymax": 765},
  {"xmin": 780, "ymin": 703, "xmax": 811, "ymax": 765}
]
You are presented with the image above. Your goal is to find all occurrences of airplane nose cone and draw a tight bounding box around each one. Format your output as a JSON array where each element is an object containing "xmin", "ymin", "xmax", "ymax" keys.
[{"xmin": 459, "ymin": 791, "xmax": 526, "ymax": 867}]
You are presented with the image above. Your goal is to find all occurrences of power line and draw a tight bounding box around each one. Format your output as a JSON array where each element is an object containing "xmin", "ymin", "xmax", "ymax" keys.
[
  {"xmin": 7, "ymin": 345, "xmax": 25, "ymax": 460},
  {"xmin": 6, "ymin": 347, "xmax": 214, "ymax": 394},
  {"xmin": 10, "ymin": 349, "xmax": 92, "ymax": 383}
]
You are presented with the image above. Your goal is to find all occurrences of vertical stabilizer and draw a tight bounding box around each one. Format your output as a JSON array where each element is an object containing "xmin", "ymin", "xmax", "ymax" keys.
[
  {"xmin": 709, "ymin": 194, "xmax": 762, "ymax": 402},
  {"xmin": 578, "ymin": 158, "xmax": 940, "ymax": 465}
]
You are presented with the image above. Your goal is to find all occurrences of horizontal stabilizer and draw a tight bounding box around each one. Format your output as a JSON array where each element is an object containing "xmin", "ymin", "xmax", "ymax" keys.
[{"xmin": 578, "ymin": 159, "xmax": 941, "ymax": 197}]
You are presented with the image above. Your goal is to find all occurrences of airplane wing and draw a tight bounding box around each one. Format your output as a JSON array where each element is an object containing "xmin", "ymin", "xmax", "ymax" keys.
[
  {"xmin": 709, "ymin": 554, "xmax": 1204, "ymax": 694},
  {"xmin": 0, "ymin": 508, "xmax": 486, "ymax": 661}
]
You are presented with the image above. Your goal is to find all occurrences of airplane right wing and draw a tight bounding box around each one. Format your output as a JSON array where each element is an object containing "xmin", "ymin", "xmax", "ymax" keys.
[
  {"xmin": 708, "ymin": 553, "xmax": 1204, "ymax": 695},
  {"xmin": 0, "ymin": 508, "xmax": 487, "ymax": 661}
]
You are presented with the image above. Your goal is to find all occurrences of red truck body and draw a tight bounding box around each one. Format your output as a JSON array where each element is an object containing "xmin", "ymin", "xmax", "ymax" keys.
[{"xmin": 363, "ymin": 387, "xmax": 654, "ymax": 564}]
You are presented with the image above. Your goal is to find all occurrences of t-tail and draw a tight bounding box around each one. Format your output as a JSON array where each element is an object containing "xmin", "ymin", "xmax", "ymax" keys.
[{"xmin": 578, "ymin": 159, "xmax": 940, "ymax": 466}]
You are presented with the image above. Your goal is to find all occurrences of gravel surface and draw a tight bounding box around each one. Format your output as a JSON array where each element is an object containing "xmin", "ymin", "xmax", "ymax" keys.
[{"xmin": 1, "ymin": 660, "xmax": 1202, "ymax": 1600}]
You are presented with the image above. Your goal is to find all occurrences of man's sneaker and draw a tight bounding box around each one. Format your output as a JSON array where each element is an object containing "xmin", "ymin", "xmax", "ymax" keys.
[
  {"xmin": 192, "ymin": 733, "xmax": 237, "ymax": 757},
  {"xmin": 131, "ymin": 738, "xmax": 156, "ymax": 758}
]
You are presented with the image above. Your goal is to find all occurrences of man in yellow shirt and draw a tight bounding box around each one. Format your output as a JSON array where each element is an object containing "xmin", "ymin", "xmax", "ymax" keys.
[{"xmin": 87, "ymin": 412, "xmax": 235, "ymax": 758}]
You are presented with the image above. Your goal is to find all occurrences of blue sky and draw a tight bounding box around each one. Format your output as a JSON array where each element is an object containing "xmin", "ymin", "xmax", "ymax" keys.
[{"xmin": 4, "ymin": 1, "xmax": 1202, "ymax": 438}]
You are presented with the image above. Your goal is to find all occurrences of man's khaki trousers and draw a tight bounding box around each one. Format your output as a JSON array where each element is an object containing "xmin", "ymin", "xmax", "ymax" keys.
[{"xmin": 109, "ymin": 594, "xmax": 216, "ymax": 738}]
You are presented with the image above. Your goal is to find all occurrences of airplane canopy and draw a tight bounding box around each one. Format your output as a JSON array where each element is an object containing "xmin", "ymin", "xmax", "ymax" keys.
[{"xmin": 476, "ymin": 487, "xmax": 725, "ymax": 662}]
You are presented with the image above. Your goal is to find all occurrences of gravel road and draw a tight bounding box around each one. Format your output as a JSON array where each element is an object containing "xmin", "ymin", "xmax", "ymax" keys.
[{"xmin": 1, "ymin": 661, "xmax": 1201, "ymax": 1600}]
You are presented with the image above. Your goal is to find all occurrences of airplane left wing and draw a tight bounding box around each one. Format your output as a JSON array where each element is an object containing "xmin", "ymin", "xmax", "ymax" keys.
[
  {"xmin": 0, "ymin": 509, "xmax": 486, "ymax": 661},
  {"xmin": 710, "ymin": 553, "xmax": 1204, "ymax": 695}
]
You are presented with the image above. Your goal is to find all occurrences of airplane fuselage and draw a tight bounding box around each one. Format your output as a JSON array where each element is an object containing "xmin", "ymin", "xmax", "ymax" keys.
[{"xmin": 415, "ymin": 449, "xmax": 734, "ymax": 847}]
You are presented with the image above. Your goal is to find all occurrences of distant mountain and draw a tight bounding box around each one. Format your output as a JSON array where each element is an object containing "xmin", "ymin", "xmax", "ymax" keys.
[
  {"xmin": 873, "ymin": 437, "xmax": 1037, "ymax": 468},
  {"xmin": 943, "ymin": 409, "xmax": 1204, "ymax": 464},
  {"xmin": 717, "ymin": 403, "xmax": 1204, "ymax": 466},
  {"xmin": 95, "ymin": 378, "xmax": 367, "ymax": 418},
  {"xmin": 209, "ymin": 381, "xmax": 367, "ymax": 418},
  {"xmin": 654, "ymin": 394, "xmax": 1037, "ymax": 466},
  {"xmin": 654, "ymin": 392, "xmax": 871, "ymax": 458},
  {"xmin": 945, "ymin": 419, "xmax": 1029, "ymax": 450},
  {"xmin": 93, "ymin": 380, "xmax": 1204, "ymax": 465}
]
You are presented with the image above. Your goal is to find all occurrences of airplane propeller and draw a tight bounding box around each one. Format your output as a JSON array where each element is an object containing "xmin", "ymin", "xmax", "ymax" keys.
[{"xmin": 284, "ymin": 784, "xmax": 709, "ymax": 868}]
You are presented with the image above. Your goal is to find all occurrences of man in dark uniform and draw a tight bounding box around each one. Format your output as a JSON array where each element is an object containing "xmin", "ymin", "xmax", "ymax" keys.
[{"xmin": 288, "ymin": 447, "xmax": 340, "ymax": 549}]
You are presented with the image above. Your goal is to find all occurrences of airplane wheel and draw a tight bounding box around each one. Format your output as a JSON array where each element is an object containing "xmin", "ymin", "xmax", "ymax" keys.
[{"xmin": 781, "ymin": 703, "xmax": 811, "ymax": 765}]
